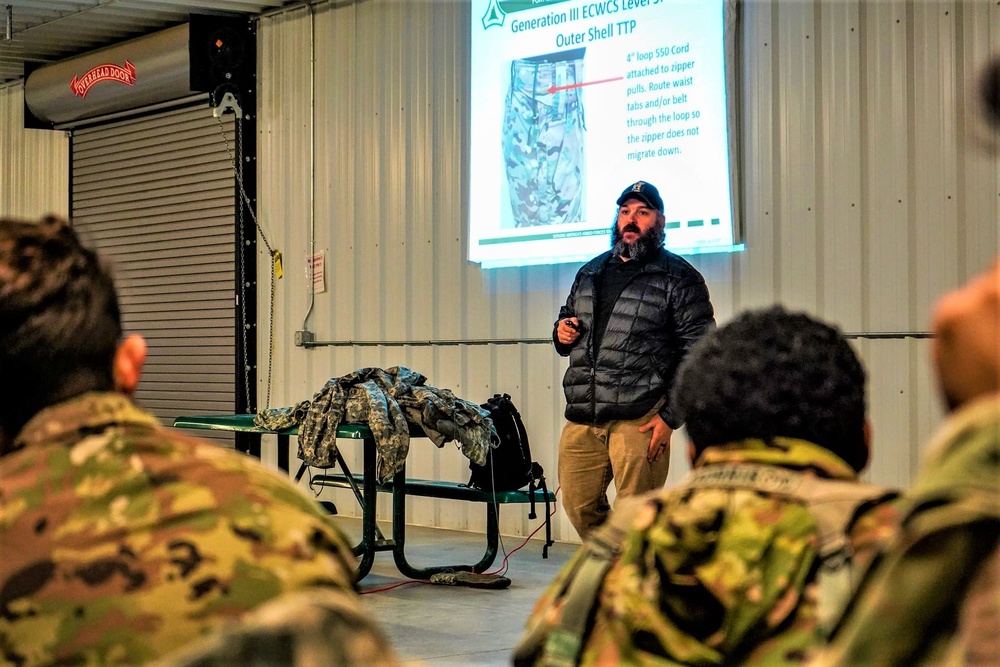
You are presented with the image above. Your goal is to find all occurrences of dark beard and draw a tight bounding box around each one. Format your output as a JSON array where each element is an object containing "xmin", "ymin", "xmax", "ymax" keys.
[{"xmin": 610, "ymin": 219, "xmax": 665, "ymax": 260}]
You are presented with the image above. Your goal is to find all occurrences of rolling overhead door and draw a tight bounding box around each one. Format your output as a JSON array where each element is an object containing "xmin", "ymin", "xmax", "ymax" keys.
[{"xmin": 71, "ymin": 103, "xmax": 238, "ymax": 445}]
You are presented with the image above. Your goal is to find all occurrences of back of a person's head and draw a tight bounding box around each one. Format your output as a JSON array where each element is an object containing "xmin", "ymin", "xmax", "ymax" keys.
[
  {"xmin": 673, "ymin": 306, "xmax": 869, "ymax": 471},
  {"xmin": 0, "ymin": 216, "xmax": 121, "ymax": 450}
]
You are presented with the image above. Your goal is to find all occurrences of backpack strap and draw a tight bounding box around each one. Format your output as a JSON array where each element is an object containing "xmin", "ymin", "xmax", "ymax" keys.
[
  {"xmin": 538, "ymin": 496, "xmax": 650, "ymax": 667},
  {"xmin": 503, "ymin": 393, "xmax": 536, "ymax": 491},
  {"xmin": 533, "ymin": 470, "xmax": 554, "ymax": 558}
]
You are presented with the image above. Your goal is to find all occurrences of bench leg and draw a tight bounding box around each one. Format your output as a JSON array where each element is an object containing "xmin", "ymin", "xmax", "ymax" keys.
[
  {"xmin": 277, "ymin": 433, "xmax": 289, "ymax": 474},
  {"xmin": 299, "ymin": 446, "xmax": 393, "ymax": 582},
  {"xmin": 481, "ymin": 502, "xmax": 501, "ymax": 571},
  {"xmin": 333, "ymin": 451, "xmax": 388, "ymax": 545},
  {"xmin": 354, "ymin": 437, "xmax": 379, "ymax": 582},
  {"xmin": 293, "ymin": 462, "xmax": 338, "ymax": 517},
  {"xmin": 389, "ymin": 470, "xmax": 501, "ymax": 580}
]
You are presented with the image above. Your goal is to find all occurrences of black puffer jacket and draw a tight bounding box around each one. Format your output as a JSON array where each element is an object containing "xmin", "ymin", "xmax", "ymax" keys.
[{"xmin": 553, "ymin": 248, "xmax": 715, "ymax": 428}]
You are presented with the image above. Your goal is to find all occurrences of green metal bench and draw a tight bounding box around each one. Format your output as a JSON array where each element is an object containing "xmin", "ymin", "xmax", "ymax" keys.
[
  {"xmin": 307, "ymin": 471, "xmax": 555, "ymax": 579},
  {"xmin": 172, "ymin": 414, "xmax": 555, "ymax": 581}
]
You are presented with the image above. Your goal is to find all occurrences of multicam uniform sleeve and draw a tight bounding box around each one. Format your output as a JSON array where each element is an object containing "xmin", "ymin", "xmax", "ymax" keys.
[{"xmin": 156, "ymin": 588, "xmax": 400, "ymax": 667}]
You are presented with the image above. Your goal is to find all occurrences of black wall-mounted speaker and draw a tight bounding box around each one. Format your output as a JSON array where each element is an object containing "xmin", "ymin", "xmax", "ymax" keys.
[{"xmin": 189, "ymin": 14, "xmax": 256, "ymax": 107}]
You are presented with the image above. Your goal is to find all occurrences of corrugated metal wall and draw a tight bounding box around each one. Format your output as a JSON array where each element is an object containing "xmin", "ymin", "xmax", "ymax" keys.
[
  {"xmin": 0, "ymin": 82, "xmax": 69, "ymax": 219},
  {"xmin": 1, "ymin": 1, "xmax": 994, "ymax": 545},
  {"xmin": 259, "ymin": 0, "xmax": 996, "ymax": 544}
]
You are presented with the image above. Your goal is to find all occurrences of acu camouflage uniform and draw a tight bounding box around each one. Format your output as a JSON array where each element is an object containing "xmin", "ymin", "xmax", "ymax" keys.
[
  {"xmin": 0, "ymin": 392, "xmax": 391, "ymax": 666},
  {"xmin": 815, "ymin": 394, "xmax": 1000, "ymax": 667},
  {"xmin": 297, "ymin": 366, "xmax": 492, "ymax": 483},
  {"xmin": 514, "ymin": 438, "xmax": 899, "ymax": 666}
]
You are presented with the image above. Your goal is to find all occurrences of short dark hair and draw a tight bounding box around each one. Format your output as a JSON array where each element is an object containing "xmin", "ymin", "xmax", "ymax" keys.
[
  {"xmin": 0, "ymin": 216, "xmax": 122, "ymax": 451},
  {"xmin": 672, "ymin": 306, "xmax": 869, "ymax": 471}
]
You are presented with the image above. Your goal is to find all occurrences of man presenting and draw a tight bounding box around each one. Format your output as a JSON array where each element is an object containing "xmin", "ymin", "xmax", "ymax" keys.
[{"xmin": 553, "ymin": 180, "xmax": 715, "ymax": 538}]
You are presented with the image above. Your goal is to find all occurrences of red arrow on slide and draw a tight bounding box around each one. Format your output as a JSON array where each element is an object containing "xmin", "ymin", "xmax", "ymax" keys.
[{"xmin": 547, "ymin": 76, "xmax": 623, "ymax": 94}]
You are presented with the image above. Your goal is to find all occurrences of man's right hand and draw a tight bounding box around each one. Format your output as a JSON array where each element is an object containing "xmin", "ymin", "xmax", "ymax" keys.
[{"xmin": 556, "ymin": 317, "xmax": 582, "ymax": 345}]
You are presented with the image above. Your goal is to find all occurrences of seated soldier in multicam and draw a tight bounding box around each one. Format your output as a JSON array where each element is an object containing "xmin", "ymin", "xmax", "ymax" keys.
[
  {"xmin": 0, "ymin": 216, "xmax": 398, "ymax": 666},
  {"xmin": 514, "ymin": 306, "xmax": 900, "ymax": 666}
]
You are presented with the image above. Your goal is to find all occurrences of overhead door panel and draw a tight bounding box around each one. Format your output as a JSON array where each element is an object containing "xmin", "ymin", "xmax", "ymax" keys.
[{"xmin": 72, "ymin": 104, "xmax": 237, "ymax": 446}]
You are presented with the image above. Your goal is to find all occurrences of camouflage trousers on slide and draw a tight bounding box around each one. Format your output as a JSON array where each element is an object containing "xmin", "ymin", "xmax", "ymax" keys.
[{"xmin": 503, "ymin": 48, "xmax": 587, "ymax": 228}]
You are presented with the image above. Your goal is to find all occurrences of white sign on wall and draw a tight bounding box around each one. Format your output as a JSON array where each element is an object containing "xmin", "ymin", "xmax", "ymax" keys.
[{"xmin": 306, "ymin": 251, "xmax": 326, "ymax": 294}]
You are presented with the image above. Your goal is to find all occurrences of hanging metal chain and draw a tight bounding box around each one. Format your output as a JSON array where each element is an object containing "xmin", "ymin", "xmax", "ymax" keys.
[
  {"xmin": 236, "ymin": 122, "xmax": 251, "ymax": 413},
  {"xmin": 216, "ymin": 114, "xmax": 275, "ymax": 412}
]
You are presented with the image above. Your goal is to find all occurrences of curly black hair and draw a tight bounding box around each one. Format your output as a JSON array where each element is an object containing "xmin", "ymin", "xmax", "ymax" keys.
[
  {"xmin": 0, "ymin": 216, "xmax": 122, "ymax": 453},
  {"xmin": 672, "ymin": 306, "xmax": 869, "ymax": 472}
]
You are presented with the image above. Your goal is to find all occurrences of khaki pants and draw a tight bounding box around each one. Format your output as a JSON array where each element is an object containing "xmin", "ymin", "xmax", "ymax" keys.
[{"xmin": 558, "ymin": 403, "xmax": 670, "ymax": 539}]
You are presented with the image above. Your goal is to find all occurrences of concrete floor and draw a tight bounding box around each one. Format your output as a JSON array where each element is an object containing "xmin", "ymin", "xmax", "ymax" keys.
[{"xmin": 333, "ymin": 516, "xmax": 578, "ymax": 666}]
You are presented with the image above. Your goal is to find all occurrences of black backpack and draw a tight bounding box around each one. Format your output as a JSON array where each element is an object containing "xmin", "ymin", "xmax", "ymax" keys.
[{"xmin": 469, "ymin": 393, "xmax": 553, "ymax": 556}]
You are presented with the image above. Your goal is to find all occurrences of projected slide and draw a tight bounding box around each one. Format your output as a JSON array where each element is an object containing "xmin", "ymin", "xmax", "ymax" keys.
[{"xmin": 469, "ymin": 0, "xmax": 740, "ymax": 269}]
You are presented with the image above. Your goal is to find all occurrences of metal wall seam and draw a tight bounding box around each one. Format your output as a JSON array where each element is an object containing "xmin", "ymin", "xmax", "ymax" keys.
[
  {"xmin": 0, "ymin": 83, "xmax": 69, "ymax": 219},
  {"xmin": 863, "ymin": 2, "xmax": 912, "ymax": 334},
  {"xmin": 777, "ymin": 1, "xmax": 819, "ymax": 311},
  {"xmin": 818, "ymin": 1, "xmax": 864, "ymax": 325},
  {"xmin": 912, "ymin": 1, "xmax": 959, "ymax": 330}
]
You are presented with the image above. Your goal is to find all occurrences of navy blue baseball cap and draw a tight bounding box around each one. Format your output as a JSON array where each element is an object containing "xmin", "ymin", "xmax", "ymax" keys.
[{"xmin": 616, "ymin": 181, "xmax": 664, "ymax": 213}]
